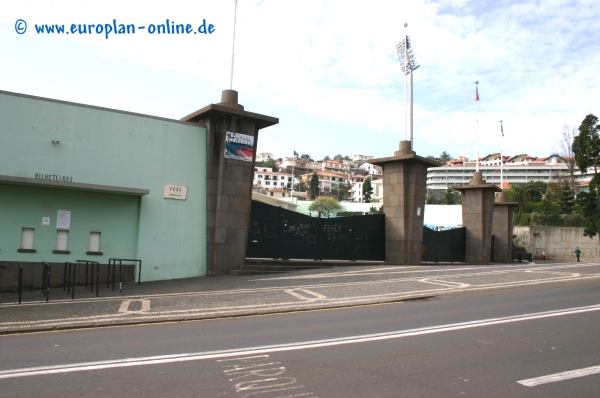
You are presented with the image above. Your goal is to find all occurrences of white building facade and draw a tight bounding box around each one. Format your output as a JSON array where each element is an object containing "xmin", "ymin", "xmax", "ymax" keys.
[
  {"xmin": 256, "ymin": 152, "xmax": 273, "ymax": 162},
  {"xmin": 427, "ymin": 154, "xmax": 573, "ymax": 192},
  {"xmin": 348, "ymin": 175, "xmax": 383, "ymax": 203},
  {"xmin": 253, "ymin": 170, "xmax": 298, "ymax": 191},
  {"xmin": 359, "ymin": 162, "xmax": 383, "ymax": 176}
]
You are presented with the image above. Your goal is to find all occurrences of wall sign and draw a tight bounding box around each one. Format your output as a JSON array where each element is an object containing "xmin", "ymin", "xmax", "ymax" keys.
[
  {"xmin": 42, "ymin": 217, "xmax": 50, "ymax": 226},
  {"xmin": 224, "ymin": 132, "xmax": 254, "ymax": 162},
  {"xmin": 57, "ymin": 210, "xmax": 71, "ymax": 229},
  {"xmin": 35, "ymin": 173, "xmax": 73, "ymax": 182},
  {"xmin": 164, "ymin": 184, "xmax": 188, "ymax": 200}
]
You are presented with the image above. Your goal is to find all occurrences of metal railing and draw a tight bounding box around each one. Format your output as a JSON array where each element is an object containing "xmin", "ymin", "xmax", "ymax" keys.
[
  {"xmin": 11, "ymin": 259, "xmax": 141, "ymax": 304},
  {"xmin": 41, "ymin": 262, "xmax": 51, "ymax": 302},
  {"xmin": 75, "ymin": 260, "xmax": 101, "ymax": 297},
  {"xmin": 108, "ymin": 259, "xmax": 142, "ymax": 294},
  {"xmin": 17, "ymin": 265, "xmax": 23, "ymax": 304}
]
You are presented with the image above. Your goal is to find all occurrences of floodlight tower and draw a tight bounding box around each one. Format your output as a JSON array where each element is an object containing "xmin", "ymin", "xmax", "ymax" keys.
[{"xmin": 396, "ymin": 23, "xmax": 420, "ymax": 144}]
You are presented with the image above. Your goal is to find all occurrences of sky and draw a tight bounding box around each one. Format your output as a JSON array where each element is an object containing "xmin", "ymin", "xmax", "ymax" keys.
[{"xmin": 1, "ymin": 0, "xmax": 599, "ymax": 162}]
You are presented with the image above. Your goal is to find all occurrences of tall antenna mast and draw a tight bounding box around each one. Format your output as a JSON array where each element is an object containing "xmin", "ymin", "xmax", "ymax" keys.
[
  {"xmin": 396, "ymin": 23, "xmax": 421, "ymax": 144},
  {"xmin": 475, "ymin": 81, "xmax": 480, "ymax": 172},
  {"xmin": 229, "ymin": 0, "xmax": 238, "ymax": 90}
]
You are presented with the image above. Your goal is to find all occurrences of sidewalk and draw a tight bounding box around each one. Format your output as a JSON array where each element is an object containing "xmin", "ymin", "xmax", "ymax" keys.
[{"xmin": 1, "ymin": 262, "xmax": 598, "ymax": 334}]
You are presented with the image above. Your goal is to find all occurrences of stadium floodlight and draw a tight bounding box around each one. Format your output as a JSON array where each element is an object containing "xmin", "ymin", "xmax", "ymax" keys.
[{"xmin": 396, "ymin": 23, "xmax": 420, "ymax": 143}]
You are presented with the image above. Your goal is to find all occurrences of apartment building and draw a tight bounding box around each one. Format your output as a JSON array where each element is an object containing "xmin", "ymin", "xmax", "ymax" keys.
[
  {"xmin": 253, "ymin": 170, "xmax": 298, "ymax": 190},
  {"xmin": 427, "ymin": 154, "xmax": 572, "ymax": 193}
]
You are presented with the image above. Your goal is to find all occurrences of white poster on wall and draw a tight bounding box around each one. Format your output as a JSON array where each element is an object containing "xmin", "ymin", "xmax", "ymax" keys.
[{"xmin": 56, "ymin": 210, "xmax": 71, "ymax": 230}]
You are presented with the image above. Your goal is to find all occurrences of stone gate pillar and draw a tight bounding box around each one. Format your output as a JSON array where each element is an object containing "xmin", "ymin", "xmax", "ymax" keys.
[
  {"xmin": 492, "ymin": 191, "xmax": 518, "ymax": 263},
  {"xmin": 181, "ymin": 90, "xmax": 278, "ymax": 275},
  {"xmin": 370, "ymin": 141, "xmax": 439, "ymax": 264},
  {"xmin": 453, "ymin": 172, "xmax": 501, "ymax": 264}
]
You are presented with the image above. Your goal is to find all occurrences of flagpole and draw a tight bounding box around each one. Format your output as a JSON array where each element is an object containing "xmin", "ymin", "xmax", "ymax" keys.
[
  {"xmin": 409, "ymin": 63, "xmax": 414, "ymax": 144},
  {"xmin": 500, "ymin": 149, "xmax": 503, "ymax": 190},
  {"xmin": 291, "ymin": 153, "xmax": 296, "ymax": 204},
  {"xmin": 500, "ymin": 121, "xmax": 504, "ymax": 191},
  {"xmin": 229, "ymin": 0, "xmax": 238, "ymax": 90},
  {"xmin": 403, "ymin": 24, "xmax": 408, "ymax": 141},
  {"xmin": 475, "ymin": 81, "xmax": 480, "ymax": 173}
]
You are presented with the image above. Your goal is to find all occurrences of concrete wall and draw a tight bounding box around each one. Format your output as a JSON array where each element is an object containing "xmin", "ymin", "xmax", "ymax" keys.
[
  {"xmin": 0, "ymin": 186, "xmax": 139, "ymax": 260},
  {"xmin": 0, "ymin": 91, "xmax": 207, "ymax": 281},
  {"xmin": 513, "ymin": 226, "xmax": 600, "ymax": 261}
]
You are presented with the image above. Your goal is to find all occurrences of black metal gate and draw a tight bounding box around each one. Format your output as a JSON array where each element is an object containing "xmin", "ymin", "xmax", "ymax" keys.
[
  {"xmin": 247, "ymin": 201, "xmax": 385, "ymax": 261},
  {"xmin": 421, "ymin": 226, "xmax": 466, "ymax": 263}
]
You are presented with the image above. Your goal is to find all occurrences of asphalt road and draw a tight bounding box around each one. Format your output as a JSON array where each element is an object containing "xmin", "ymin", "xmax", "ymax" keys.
[{"xmin": 1, "ymin": 279, "xmax": 599, "ymax": 397}]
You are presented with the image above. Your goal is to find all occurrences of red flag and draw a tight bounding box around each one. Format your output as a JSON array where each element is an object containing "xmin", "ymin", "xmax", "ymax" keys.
[{"xmin": 476, "ymin": 85, "xmax": 480, "ymax": 102}]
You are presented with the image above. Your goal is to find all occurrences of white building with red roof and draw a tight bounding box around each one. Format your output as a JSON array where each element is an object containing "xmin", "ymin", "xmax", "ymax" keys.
[{"xmin": 253, "ymin": 169, "xmax": 298, "ymax": 191}]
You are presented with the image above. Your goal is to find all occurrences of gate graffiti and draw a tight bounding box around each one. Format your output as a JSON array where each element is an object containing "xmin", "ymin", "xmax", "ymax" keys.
[
  {"xmin": 247, "ymin": 201, "xmax": 385, "ymax": 261},
  {"xmin": 421, "ymin": 226, "xmax": 466, "ymax": 263}
]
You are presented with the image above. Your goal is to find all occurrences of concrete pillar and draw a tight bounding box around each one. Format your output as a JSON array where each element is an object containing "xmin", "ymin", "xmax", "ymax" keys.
[
  {"xmin": 181, "ymin": 90, "xmax": 278, "ymax": 275},
  {"xmin": 453, "ymin": 172, "xmax": 501, "ymax": 264},
  {"xmin": 492, "ymin": 191, "xmax": 518, "ymax": 263},
  {"xmin": 370, "ymin": 141, "xmax": 439, "ymax": 264}
]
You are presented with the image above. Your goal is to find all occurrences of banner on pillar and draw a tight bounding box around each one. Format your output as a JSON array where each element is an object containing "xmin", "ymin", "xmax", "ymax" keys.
[{"xmin": 225, "ymin": 132, "xmax": 254, "ymax": 162}]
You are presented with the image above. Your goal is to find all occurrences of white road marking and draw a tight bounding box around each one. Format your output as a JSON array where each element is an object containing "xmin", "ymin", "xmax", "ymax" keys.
[
  {"xmin": 418, "ymin": 279, "xmax": 470, "ymax": 289},
  {"xmin": 118, "ymin": 300, "xmax": 151, "ymax": 314},
  {"xmin": 285, "ymin": 289, "xmax": 327, "ymax": 301},
  {"xmin": 1, "ymin": 304, "xmax": 599, "ymax": 380},
  {"xmin": 255, "ymin": 266, "xmax": 480, "ymax": 280},
  {"xmin": 518, "ymin": 365, "xmax": 600, "ymax": 387}
]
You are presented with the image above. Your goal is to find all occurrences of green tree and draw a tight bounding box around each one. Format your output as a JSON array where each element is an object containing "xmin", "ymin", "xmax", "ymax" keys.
[
  {"xmin": 309, "ymin": 198, "xmax": 342, "ymax": 217},
  {"xmin": 331, "ymin": 181, "xmax": 351, "ymax": 201},
  {"xmin": 362, "ymin": 177, "xmax": 373, "ymax": 203},
  {"xmin": 323, "ymin": 155, "xmax": 331, "ymax": 161},
  {"xmin": 426, "ymin": 194, "xmax": 440, "ymax": 204},
  {"xmin": 538, "ymin": 199, "xmax": 561, "ymax": 215},
  {"xmin": 298, "ymin": 180, "xmax": 307, "ymax": 192},
  {"xmin": 333, "ymin": 154, "xmax": 344, "ymax": 161},
  {"xmin": 505, "ymin": 184, "xmax": 531, "ymax": 218},
  {"xmin": 309, "ymin": 172, "xmax": 320, "ymax": 200},
  {"xmin": 576, "ymin": 190, "xmax": 600, "ymax": 240},
  {"xmin": 572, "ymin": 114, "xmax": 600, "ymax": 188},
  {"xmin": 264, "ymin": 158, "xmax": 278, "ymax": 171},
  {"xmin": 524, "ymin": 181, "xmax": 547, "ymax": 203},
  {"xmin": 426, "ymin": 151, "xmax": 453, "ymax": 165},
  {"xmin": 558, "ymin": 182, "xmax": 575, "ymax": 214},
  {"xmin": 441, "ymin": 187, "xmax": 460, "ymax": 204},
  {"xmin": 573, "ymin": 114, "xmax": 600, "ymax": 243},
  {"xmin": 300, "ymin": 154, "xmax": 313, "ymax": 161},
  {"xmin": 439, "ymin": 151, "xmax": 453, "ymax": 165}
]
